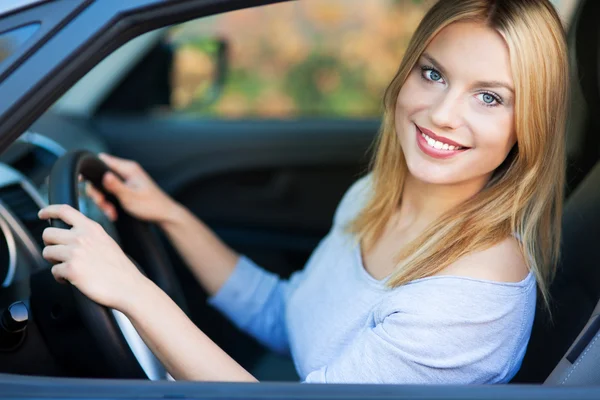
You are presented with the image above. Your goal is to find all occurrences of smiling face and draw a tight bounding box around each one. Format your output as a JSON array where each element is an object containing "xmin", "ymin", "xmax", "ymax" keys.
[{"xmin": 395, "ymin": 20, "xmax": 516, "ymax": 188}]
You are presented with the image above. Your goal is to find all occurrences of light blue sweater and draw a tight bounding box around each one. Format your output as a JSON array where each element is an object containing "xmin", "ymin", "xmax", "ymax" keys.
[{"xmin": 209, "ymin": 175, "xmax": 537, "ymax": 384}]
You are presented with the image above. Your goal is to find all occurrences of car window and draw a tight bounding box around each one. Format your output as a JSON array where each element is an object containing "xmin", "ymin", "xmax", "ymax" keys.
[
  {"xmin": 166, "ymin": 0, "xmax": 438, "ymax": 119},
  {"xmin": 162, "ymin": 0, "xmax": 581, "ymax": 119},
  {"xmin": 0, "ymin": 23, "xmax": 39, "ymax": 65},
  {"xmin": 72, "ymin": 0, "xmax": 581, "ymax": 119}
]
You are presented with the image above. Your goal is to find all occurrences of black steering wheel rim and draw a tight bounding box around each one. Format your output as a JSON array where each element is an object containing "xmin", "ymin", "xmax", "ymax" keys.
[{"xmin": 47, "ymin": 150, "xmax": 185, "ymax": 379}]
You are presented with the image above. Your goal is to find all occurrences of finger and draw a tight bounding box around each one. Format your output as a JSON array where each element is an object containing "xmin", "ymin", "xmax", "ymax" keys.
[
  {"xmin": 42, "ymin": 227, "xmax": 73, "ymax": 245},
  {"xmin": 98, "ymin": 153, "xmax": 139, "ymax": 179},
  {"xmin": 42, "ymin": 244, "xmax": 70, "ymax": 263},
  {"xmin": 86, "ymin": 182, "xmax": 106, "ymax": 204},
  {"xmin": 51, "ymin": 263, "xmax": 70, "ymax": 284},
  {"xmin": 103, "ymin": 204, "xmax": 118, "ymax": 222},
  {"xmin": 102, "ymin": 172, "xmax": 129, "ymax": 197},
  {"xmin": 96, "ymin": 200, "xmax": 118, "ymax": 222},
  {"xmin": 85, "ymin": 182, "xmax": 118, "ymax": 220},
  {"xmin": 38, "ymin": 204, "xmax": 87, "ymax": 226}
]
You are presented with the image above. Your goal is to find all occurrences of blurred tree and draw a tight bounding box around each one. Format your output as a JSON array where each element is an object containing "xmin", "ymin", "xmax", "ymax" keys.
[{"xmin": 165, "ymin": 0, "xmax": 578, "ymax": 119}]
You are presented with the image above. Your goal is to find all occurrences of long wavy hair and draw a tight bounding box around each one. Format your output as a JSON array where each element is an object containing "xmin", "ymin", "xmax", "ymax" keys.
[{"xmin": 349, "ymin": 0, "xmax": 569, "ymax": 311}]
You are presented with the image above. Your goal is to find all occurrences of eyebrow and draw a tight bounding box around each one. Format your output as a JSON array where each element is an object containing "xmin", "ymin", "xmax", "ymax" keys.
[
  {"xmin": 421, "ymin": 52, "xmax": 515, "ymax": 94},
  {"xmin": 472, "ymin": 79, "xmax": 514, "ymax": 94},
  {"xmin": 422, "ymin": 53, "xmax": 447, "ymax": 76}
]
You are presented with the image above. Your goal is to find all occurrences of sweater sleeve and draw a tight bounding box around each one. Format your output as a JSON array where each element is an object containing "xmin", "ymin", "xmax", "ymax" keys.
[
  {"xmin": 207, "ymin": 229, "xmax": 338, "ymax": 354},
  {"xmin": 207, "ymin": 255, "xmax": 303, "ymax": 355},
  {"xmin": 303, "ymin": 277, "xmax": 535, "ymax": 384}
]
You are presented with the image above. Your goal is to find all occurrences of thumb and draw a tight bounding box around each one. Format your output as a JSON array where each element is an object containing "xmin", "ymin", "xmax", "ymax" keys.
[
  {"xmin": 51, "ymin": 263, "xmax": 69, "ymax": 284},
  {"xmin": 102, "ymin": 172, "xmax": 129, "ymax": 197}
]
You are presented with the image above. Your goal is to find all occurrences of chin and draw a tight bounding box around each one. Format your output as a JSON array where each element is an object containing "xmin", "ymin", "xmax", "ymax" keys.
[{"xmin": 404, "ymin": 158, "xmax": 462, "ymax": 186}]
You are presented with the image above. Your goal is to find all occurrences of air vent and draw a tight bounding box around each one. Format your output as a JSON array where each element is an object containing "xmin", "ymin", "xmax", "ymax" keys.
[
  {"xmin": 1, "ymin": 141, "xmax": 59, "ymax": 186},
  {"xmin": 0, "ymin": 184, "xmax": 47, "ymax": 250}
]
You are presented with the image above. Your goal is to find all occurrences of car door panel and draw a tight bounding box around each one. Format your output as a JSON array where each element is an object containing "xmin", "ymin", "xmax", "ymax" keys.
[{"xmin": 92, "ymin": 117, "xmax": 377, "ymax": 266}]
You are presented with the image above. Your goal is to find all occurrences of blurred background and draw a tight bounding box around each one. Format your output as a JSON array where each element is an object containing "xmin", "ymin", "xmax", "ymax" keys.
[{"xmin": 164, "ymin": 0, "xmax": 579, "ymax": 119}]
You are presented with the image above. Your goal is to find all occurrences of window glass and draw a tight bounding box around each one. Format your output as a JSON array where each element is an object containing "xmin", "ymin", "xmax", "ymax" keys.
[
  {"xmin": 167, "ymin": 0, "xmax": 580, "ymax": 119},
  {"xmin": 81, "ymin": 0, "xmax": 577, "ymax": 119},
  {"xmin": 167, "ymin": 0, "xmax": 437, "ymax": 118},
  {"xmin": 0, "ymin": 23, "xmax": 40, "ymax": 65}
]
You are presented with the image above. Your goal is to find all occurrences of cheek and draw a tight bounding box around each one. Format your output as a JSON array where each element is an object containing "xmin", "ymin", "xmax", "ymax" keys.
[
  {"xmin": 398, "ymin": 71, "xmax": 422, "ymax": 108},
  {"xmin": 395, "ymin": 86, "xmax": 410, "ymax": 118},
  {"xmin": 472, "ymin": 112, "xmax": 516, "ymax": 160},
  {"xmin": 396, "ymin": 72, "xmax": 428, "ymax": 117}
]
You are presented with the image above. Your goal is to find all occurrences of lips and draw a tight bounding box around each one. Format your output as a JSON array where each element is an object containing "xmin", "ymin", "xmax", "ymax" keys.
[
  {"xmin": 416, "ymin": 125, "xmax": 469, "ymax": 149},
  {"xmin": 414, "ymin": 124, "xmax": 470, "ymax": 159}
]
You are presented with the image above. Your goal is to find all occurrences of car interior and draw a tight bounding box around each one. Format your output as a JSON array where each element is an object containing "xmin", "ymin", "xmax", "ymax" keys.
[{"xmin": 0, "ymin": 0, "xmax": 599, "ymax": 392}]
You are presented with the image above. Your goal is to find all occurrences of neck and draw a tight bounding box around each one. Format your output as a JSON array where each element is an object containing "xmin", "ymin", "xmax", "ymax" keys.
[{"xmin": 393, "ymin": 173, "xmax": 490, "ymax": 233}]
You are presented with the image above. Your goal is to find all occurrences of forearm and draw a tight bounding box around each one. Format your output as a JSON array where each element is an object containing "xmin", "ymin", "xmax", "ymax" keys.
[
  {"xmin": 159, "ymin": 202, "xmax": 238, "ymax": 296},
  {"xmin": 123, "ymin": 277, "xmax": 257, "ymax": 382}
]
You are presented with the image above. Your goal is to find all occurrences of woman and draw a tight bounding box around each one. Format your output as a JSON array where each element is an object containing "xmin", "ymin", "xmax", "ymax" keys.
[{"xmin": 38, "ymin": 0, "xmax": 569, "ymax": 384}]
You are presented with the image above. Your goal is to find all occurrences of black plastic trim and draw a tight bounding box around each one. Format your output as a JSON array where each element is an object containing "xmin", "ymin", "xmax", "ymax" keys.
[{"xmin": 0, "ymin": 0, "xmax": 90, "ymax": 81}]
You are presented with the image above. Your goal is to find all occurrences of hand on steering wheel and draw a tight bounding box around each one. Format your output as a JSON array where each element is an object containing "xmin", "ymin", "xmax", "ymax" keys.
[
  {"xmin": 38, "ymin": 204, "xmax": 148, "ymax": 311},
  {"xmin": 31, "ymin": 150, "xmax": 186, "ymax": 380},
  {"xmin": 86, "ymin": 153, "xmax": 178, "ymax": 224}
]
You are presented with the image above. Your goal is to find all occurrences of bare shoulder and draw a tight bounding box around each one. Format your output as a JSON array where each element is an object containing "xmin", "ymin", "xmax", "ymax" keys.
[{"xmin": 437, "ymin": 236, "xmax": 529, "ymax": 283}]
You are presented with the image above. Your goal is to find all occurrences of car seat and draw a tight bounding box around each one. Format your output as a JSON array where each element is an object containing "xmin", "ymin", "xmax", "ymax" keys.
[
  {"xmin": 518, "ymin": 159, "xmax": 600, "ymax": 384},
  {"xmin": 510, "ymin": 0, "xmax": 600, "ymax": 383}
]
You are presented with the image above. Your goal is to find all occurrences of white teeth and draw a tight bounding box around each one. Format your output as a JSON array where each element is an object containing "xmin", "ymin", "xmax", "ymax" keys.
[{"xmin": 420, "ymin": 131, "xmax": 463, "ymax": 151}]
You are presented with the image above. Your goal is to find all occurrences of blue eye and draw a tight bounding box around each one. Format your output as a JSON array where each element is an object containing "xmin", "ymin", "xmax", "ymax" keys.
[
  {"xmin": 482, "ymin": 94, "xmax": 494, "ymax": 104},
  {"xmin": 476, "ymin": 92, "xmax": 502, "ymax": 107},
  {"xmin": 427, "ymin": 70, "xmax": 442, "ymax": 81},
  {"xmin": 420, "ymin": 66, "xmax": 445, "ymax": 84}
]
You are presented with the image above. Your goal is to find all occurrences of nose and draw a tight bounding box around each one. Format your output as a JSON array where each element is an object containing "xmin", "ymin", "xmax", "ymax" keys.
[{"xmin": 430, "ymin": 90, "xmax": 464, "ymax": 130}]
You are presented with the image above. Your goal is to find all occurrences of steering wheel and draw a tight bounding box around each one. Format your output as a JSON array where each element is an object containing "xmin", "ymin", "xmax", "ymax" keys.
[{"xmin": 42, "ymin": 150, "xmax": 187, "ymax": 379}]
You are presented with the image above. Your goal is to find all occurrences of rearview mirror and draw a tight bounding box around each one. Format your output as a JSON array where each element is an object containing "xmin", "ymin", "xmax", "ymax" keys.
[
  {"xmin": 171, "ymin": 37, "xmax": 229, "ymax": 111},
  {"xmin": 97, "ymin": 35, "xmax": 229, "ymax": 115}
]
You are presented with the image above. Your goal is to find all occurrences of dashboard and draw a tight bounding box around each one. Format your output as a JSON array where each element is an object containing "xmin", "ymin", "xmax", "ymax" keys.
[{"xmin": 0, "ymin": 113, "xmax": 119, "ymax": 376}]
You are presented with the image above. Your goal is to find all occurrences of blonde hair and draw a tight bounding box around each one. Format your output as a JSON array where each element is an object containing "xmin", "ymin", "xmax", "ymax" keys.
[{"xmin": 349, "ymin": 0, "xmax": 569, "ymax": 310}]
